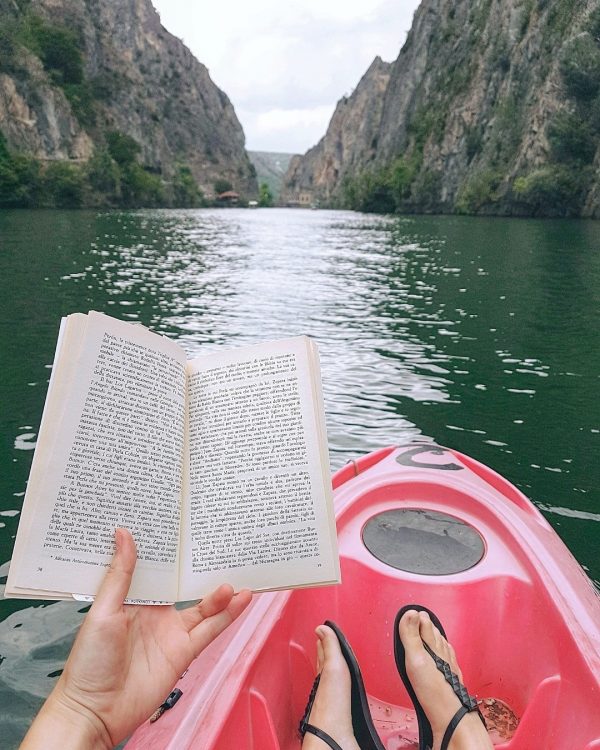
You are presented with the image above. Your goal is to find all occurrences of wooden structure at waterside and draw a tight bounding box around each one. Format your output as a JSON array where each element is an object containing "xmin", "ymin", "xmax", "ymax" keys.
[{"xmin": 215, "ymin": 190, "xmax": 240, "ymax": 206}]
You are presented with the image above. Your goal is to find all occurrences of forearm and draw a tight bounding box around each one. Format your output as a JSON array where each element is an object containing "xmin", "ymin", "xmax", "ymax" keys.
[{"xmin": 20, "ymin": 689, "xmax": 112, "ymax": 750}]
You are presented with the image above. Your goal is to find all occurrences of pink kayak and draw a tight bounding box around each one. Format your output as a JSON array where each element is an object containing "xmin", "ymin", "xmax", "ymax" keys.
[{"xmin": 126, "ymin": 443, "xmax": 600, "ymax": 749}]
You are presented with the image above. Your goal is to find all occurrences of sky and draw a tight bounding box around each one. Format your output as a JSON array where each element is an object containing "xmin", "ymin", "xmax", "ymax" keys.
[{"xmin": 151, "ymin": 0, "xmax": 421, "ymax": 155}]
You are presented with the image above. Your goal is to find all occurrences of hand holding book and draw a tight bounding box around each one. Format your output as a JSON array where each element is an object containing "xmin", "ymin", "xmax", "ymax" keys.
[
  {"xmin": 5, "ymin": 312, "xmax": 340, "ymax": 603},
  {"xmin": 19, "ymin": 528, "xmax": 252, "ymax": 750}
]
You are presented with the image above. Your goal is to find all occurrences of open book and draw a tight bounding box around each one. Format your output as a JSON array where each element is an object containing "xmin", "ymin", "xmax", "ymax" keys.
[{"xmin": 5, "ymin": 312, "xmax": 340, "ymax": 603}]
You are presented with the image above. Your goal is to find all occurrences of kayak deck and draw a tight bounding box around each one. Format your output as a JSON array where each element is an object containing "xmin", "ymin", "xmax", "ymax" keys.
[{"xmin": 126, "ymin": 444, "xmax": 600, "ymax": 749}]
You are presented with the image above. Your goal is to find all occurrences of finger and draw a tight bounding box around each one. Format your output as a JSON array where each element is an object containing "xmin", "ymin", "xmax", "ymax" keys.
[
  {"xmin": 92, "ymin": 528, "xmax": 137, "ymax": 617},
  {"xmin": 178, "ymin": 583, "xmax": 235, "ymax": 631},
  {"xmin": 188, "ymin": 589, "xmax": 252, "ymax": 656}
]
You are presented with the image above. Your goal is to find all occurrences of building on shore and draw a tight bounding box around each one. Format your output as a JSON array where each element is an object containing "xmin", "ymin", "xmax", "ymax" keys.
[{"xmin": 216, "ymin": 190, "xmax": 240, "ymax": 205}]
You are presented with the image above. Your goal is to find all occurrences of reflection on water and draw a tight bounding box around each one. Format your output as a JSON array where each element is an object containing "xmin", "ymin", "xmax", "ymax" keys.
[{"xmin": 0, "ymin": 208, "xmax": 598, "ymax": 746}]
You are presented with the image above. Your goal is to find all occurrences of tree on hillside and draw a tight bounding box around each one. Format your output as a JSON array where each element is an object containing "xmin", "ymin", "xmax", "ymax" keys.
[
  {"xmin": 259, "ymin": 182, "xmax": 273, "ymax": 207},
  {"xmin": 214, "ymin": 178, "xmax": 233, "ymax": 195},
  {"xmin": 107, "ymin": 131, "xmax": 141, "ymax": 166}
]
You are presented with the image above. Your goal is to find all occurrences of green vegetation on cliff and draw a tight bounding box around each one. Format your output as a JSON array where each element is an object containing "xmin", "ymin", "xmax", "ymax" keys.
[
  {"xmin": 258, "ymin": 182, "xmax": 274, "ymax": 207},
  {"xmin": 2, "ymin": 11, "xmax": 97, "ymax": 127},
  {"xmin": 513, "ymin": 9, "xmax": 600, "ymax": 216},
  {"xmin": 0, "ymin": 132, "xmax": 41, "ymax": 207},
  {"xmin": 0, "ymin": 130, "xmax": 205, "ymax": 208}
]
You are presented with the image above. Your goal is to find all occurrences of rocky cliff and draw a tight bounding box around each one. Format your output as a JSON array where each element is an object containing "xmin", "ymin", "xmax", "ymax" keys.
[
  {"xmin": 283, "ymin": 0, "xmax": 600, "ymax": 218},
  {"xmin": 281, "ymin": 57, "xmax": 391, "ymax": 206},
  {"xmin": 0, "ymin": 0, "xmax": 257, "ymax": 204}
]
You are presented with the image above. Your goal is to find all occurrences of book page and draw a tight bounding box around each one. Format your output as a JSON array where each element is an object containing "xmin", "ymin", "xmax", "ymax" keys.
[
  {"xmin": 6, "ymin": 314, "xmax": 88, "ymax": 599},
  {"xmin": 179, "ymin": 337, "xmax": 339, "ymax": 599},
  {"xmin": 6, "ymin": 312, "xmax": 186, "ymax": 602}
]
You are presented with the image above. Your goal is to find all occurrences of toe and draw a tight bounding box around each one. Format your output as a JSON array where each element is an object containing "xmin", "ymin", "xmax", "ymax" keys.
[
  {"xmin": 399, "ymin": 609, "xmax": 424, "ymax": 652},
  {"xmin": 316, "ymin": 637, "xmax": 324, "ymax": 672},
  {"xmin": 418, "ymin": 610, "xmax": 441, "ymax": 652},
  {"xmin": 303, "ymin": 626, "xmax": 360, "ymax": 750},
  {"xmin": 315, "ymin": 625, "xmax": 348, "ymax": 677},
  {"xmin": 418, "ymin": 614, "xmax": 464, "ymax": 680},
  {"xmin": 419, "ymin": 612, "xmax": 454, "ymax": 662}
]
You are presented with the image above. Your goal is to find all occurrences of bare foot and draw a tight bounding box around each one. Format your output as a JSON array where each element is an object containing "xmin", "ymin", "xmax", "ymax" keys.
[
  {"xmin": 301, "ymin": 625, "xmax": 361, "ymax": 750},
  {"xmin": 398, "ymin": 610, "xmax": 493, "ymax": 750}
]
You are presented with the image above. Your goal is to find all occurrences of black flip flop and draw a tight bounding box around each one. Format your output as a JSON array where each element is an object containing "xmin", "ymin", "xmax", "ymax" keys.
[
  {"xmin": 299, "ymin": 620, "xmax": 385, "ymax": 750},
  {"xmin": 393, "ymin": 605, "xmax": 486, "ymax": 750}
]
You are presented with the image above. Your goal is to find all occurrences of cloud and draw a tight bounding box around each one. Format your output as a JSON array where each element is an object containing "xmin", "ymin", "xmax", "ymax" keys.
[
  {"xmin": 241, "ymin": 104, "xmax": 337, "ymax": 152},
  {"xmin": 153, "ymin": 0, "xmax": 420, "ymax": 152}
]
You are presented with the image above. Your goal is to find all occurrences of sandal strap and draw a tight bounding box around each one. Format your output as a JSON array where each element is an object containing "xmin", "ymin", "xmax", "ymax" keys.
[
  {"xmin": 303, "ymin": 723, "xmax": 345, "ymax": 750},
  {"xmin": 423, "ymin": 641, "xmax": 488, "ymax": 750},
  {"xmin": 422, "ymin": 642, "xmax": 479, "ymax": 712},
  {"xmin": 439, "ymin": 704, "xmax": 487, "ymax": 750},
  {"xmin": 441, "ymin": 706, "xmax": 470, "ymax": 750},
  {"xmin": 299, "ymin": 673, "xmax": 321, "ymax": 735}
]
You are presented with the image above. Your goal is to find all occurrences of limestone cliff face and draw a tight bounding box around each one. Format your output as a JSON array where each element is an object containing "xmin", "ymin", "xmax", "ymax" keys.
[
  {"xmin": 0, "ymin": 0, "xmax": 257, "ymax": 199},
  {"xmin": 283, "ymin": 0, "xmax": 600, "ymax": 217},
  {"xmin": 281, "ymin": 57, "xmax": 391, "ymax": 205},
  {"xmin": 0, "ymin": 0, "xmax": 93, "ymax": 161}
]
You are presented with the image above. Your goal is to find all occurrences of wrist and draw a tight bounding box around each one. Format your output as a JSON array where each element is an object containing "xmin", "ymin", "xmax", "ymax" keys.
[{"xmin": 20, "ymin": 686, "xmax": 112, "ymax": 750}]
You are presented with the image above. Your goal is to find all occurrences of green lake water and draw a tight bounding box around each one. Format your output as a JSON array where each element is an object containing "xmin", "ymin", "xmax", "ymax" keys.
[{"xmin": 0, "ymin": 207, "xmax": 598, "ymax": 746}]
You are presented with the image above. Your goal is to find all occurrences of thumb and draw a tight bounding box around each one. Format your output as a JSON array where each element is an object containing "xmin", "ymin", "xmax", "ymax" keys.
[{"xmin": 92, "ymin": 528, "xmax": 137, "ymax": 616}]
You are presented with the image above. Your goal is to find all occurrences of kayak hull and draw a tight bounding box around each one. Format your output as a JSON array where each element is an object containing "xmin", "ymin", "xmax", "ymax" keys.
[{"xmin": 126, "ymin": 444, "xmax": 600, "ymax": 749}]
